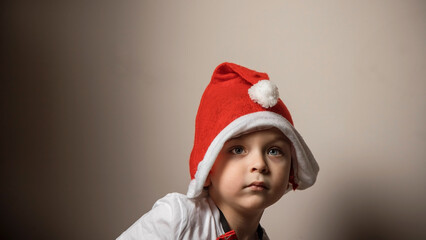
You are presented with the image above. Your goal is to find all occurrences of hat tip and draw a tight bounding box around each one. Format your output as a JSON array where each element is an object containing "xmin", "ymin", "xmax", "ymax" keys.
[{"xmin": 248, "ymin": 80, "xmax": 279, "ymax": 108}]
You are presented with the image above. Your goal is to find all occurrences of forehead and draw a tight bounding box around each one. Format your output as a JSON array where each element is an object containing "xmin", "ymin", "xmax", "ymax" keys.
[{"xmin": 227, "ymin": 127, "xmax": 291, "ymax": 144}]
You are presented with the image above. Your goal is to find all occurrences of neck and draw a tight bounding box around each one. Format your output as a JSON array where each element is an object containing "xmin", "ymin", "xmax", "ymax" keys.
[{"xmin": 219, "ymin": 204, "xmax": 263, "ymax": 240}]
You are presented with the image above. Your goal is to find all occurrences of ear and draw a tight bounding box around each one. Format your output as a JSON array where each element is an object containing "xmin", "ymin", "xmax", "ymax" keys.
[{"xmin": 204, "ymin": 173, "xmax": 211, "ymax": 187}]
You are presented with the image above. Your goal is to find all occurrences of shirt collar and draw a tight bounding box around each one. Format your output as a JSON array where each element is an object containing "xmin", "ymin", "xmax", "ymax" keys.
[{"xmin": 218, "ymin": 208, "xmax": 264, "ymax": 240}]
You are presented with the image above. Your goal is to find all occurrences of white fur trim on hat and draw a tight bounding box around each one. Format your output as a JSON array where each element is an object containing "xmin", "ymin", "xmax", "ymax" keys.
[
  {"xmin": 186, "ymin": 111, "xmax": 319, "ymax": 198},
  {"xmin": 248, "ymin": 80, "xmax": 279, "ymax": 108}
]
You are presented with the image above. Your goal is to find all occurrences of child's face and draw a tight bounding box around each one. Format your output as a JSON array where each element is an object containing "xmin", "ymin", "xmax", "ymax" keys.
[{"xmin": 207, "ymin": 127, "xmax": 292, "ymax": 213}]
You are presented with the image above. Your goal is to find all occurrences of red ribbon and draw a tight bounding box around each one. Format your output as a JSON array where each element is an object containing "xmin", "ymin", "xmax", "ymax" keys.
[{"xmin": 217, "ymin": 230, "xmax": 238, "ymax": 240}]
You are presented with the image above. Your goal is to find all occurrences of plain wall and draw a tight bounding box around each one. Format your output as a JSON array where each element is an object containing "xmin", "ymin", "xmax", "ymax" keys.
[{"xmin": 2, "ymin": 1, "xmax": 426, "ymax": 239}]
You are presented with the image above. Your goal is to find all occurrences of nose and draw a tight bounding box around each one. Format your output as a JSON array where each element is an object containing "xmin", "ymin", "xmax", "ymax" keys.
[{"xmin": 250, "ymin": 151, "xmax": 269, "ymax": 174}]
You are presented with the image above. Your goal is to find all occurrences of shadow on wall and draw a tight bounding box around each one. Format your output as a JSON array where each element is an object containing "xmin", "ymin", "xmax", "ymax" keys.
[{"xmin": 319, "ymin": 174, "xmax": 426, "ymax": 240}]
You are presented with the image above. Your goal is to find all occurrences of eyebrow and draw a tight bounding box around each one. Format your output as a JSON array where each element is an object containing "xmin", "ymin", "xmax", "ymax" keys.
[{"xmin": 269, "ymin": 136, "xmax": 292, "ymax": 144}]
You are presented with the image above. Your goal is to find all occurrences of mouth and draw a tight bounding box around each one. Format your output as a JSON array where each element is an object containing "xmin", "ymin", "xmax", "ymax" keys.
[{"xmin": 247, "ymin": 181, "xmax": 269, "ymax": 191}]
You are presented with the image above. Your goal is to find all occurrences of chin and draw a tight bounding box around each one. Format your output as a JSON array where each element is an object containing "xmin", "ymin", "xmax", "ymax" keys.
[{"xmin": 239, "ymin": 196, "xmax": 275, "ymax": 210}]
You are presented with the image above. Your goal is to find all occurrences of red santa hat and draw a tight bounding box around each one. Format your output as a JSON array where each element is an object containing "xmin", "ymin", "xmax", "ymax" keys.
[{"xmin": 187, "ymin": 62, "xmax": 319, "ymax": 198}]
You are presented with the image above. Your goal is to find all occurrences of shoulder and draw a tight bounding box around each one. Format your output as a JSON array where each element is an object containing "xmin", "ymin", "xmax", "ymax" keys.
[
  {"xmin": 117, "ymin": 193, "xmax": 189, "ymax": 240},
  {"xmin": 117, "ymin": 193, "xmax": 220, "ymax": 240},
  {"xmin": 154, "ymin": 192, "xmax": 195, "ymax": 209},
  {"xmin": 151, "ymin": 193, "xmax": 207, "ymax": 220}
]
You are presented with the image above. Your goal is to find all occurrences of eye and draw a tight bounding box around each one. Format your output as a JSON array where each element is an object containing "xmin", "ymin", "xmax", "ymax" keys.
[
  {"xmin": 268, "ymin": 148, "xmax": 283, "ymax": 156},
  {"xmin": 230, "ymin": 146, "xmax": 245, "ymax": 155}
]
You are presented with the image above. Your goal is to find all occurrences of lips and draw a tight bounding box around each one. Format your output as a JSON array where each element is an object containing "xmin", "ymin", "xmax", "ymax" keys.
[{"xmin": 247, "ymin": 181, "xmax": 269, "ymax": 190}]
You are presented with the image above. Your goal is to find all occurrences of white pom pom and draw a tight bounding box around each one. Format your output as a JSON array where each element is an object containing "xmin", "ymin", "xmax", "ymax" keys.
[{"xmin": 248, "ymin": 80, "xmax": 279, "ymax": 108}]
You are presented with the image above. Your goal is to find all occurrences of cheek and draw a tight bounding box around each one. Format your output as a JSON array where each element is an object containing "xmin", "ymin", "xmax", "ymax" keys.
[
  {"xmin": 272, "ymin": 162, "xmax": 291, "ymax": 186},
  {"xmin": 211, "ymin": 163, "xmax": 244, "ymax": 192},
  {"xmin": 270, "ymin": 167, "xmax": 291, "ymax": 200}
]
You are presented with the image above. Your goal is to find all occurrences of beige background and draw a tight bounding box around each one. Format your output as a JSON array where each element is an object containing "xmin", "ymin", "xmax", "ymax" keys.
[{"xmin": 2, "ymin": 1, "xmax": 426, "ymax": 239}]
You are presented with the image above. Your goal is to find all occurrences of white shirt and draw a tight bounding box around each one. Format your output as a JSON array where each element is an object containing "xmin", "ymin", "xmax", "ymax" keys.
[{"xmin": 117, "ymin": 192, "xmax": 269, "ymax": 240}]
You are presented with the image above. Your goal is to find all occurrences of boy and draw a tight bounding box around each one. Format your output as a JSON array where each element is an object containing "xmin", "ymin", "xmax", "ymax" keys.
[{"xmin": 118, "ymin": 62, "xmax": 319, "ymax": 240}]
